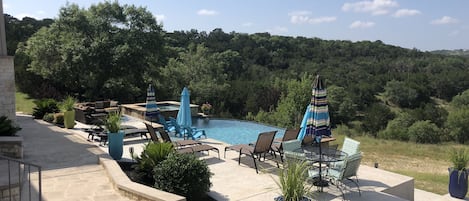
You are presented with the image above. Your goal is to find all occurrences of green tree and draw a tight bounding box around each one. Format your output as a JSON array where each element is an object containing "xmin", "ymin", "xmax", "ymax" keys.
[
  {"xmin": 378, "ymin": 112, "xmax": 416, "ymax": 141},
  {"xmin": 451, "ymin": 89, "xmax": 469, "ymax": 108},
  {"xmin": 18, "ymin": 2, "xmax": 165, "ymax": 102},
  {"xmin": 446, "ymin": 107, "xmax": 469, "ymax": 144},
  {"xmin": 161, "ymin": 44, "xmax": 230, "ymax": 106},
  {"xmin": 408, "ymin": 120, "xmax": 440, "ymax": 144},
  {"xmin": 328, "ymin": 85, "xmax": 356, "ymax": 125},
  {"xmin": 269, "ymin": 74, "xmax": 312, "ymax": 128},
  {"xmin": 362, "ymin": 103, "xmax": 394, "ymax": 137},
  {"xmin": 382, "ymin": 80, "xmax": 419, "ymax": 108}
]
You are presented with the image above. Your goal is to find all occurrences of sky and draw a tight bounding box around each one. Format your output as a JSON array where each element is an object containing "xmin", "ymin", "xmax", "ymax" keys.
[{"xmin": 3, "ymin": 0, "xmax": 469, "ymax": 51}]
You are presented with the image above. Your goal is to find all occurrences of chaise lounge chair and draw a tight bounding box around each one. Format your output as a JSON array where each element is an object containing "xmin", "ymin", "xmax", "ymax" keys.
[
  {"xmin": 155, "ymin": 126, "xmax": 201, "ymax": 147},
  {"xmin": 144, "ymin": 123, "xmax": 220, "ymax": 158},
  {"xmin": 224, "ymin": 131, "xmax": 278, "ymax": 174}
]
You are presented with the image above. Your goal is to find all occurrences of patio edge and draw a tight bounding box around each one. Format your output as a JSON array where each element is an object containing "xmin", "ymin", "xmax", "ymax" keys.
[{"xmin": 100, "ymin": 157, "xmax": 186, "ymax": 201}]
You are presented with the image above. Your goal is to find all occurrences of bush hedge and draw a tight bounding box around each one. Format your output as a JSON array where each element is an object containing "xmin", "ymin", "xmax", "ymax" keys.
[{"xmin": 153, "ymin": 153, "xmax": 212, "ymax": 200}]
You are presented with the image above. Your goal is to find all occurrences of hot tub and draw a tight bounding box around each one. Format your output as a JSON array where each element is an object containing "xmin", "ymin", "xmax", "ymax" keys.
[{"xmin": 120, "ymin": 101, "xmax": 199, "ymax": 121}]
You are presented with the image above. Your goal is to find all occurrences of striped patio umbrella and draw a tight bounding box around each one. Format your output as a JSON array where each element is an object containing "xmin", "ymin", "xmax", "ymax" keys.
[
  {"xmin": 145, "ymin": 84, "xmax": 159, "ymax": 122},
  {"xmin": 303, "ymin": 75, "xmax": 331, "ymax": 188},
  {"xmin": 305, "ymin": 75, "xmax": 331, "ymax": 142},
  {"xmin": 176, "ymin": 87, "xmax": 192, "ymax": 128}
]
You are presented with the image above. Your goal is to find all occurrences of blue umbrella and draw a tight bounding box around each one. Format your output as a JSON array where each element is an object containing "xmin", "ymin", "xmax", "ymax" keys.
[
  {"xmin": 297, "ymin": 104, "xmax": 311, "ymax": 141},
  {"xmin": 176, "ymin": 87, "xmax": 192, "ymax": 128},
  {"xmin": 145, "ymin": 84, "xmax": 159, "ymax": 122}
]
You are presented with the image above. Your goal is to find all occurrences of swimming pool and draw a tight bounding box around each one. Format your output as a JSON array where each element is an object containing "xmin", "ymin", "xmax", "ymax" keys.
[{"xmin": 192, "ymin": 118, "xmax": 286, "ymax": 145}]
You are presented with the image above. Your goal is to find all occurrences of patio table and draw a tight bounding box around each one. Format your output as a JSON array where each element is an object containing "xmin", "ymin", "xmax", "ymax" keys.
[{"xmin": 295, "ymin": 146, "xmax": 348, "ymax": 192}]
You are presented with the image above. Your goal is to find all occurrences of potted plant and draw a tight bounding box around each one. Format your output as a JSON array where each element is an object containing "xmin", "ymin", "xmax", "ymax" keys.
[
  {"xmin": 201, "ymin": 102, "xmax": 212, "ymax": 115},
  {"xmin": 274, "ymin": 160, "xmax": 313, "ymax": 201},
  {"xmin": 105, "ymin": 112, "xmax": 124, "ymax": 160},
  {"xmin": 449, "ymin": 148, "xmax": 469, "ymax": 199},
  {"xmin": 61, "ymin": 96, "xmax": 77, "ymax": 128}
]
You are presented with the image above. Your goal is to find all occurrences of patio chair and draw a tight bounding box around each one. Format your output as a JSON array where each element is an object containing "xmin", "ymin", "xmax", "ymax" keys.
[
  {"xmin": 274, "ymin": 128, "xmax": 300, "ymax": 143},
  {"xmin": 182, "ymin": 126, "xmax": 207, "ymax": 140},
  {"xmin": 272, "ymin": 128, "xmax": 300, "ymax": 162},
  {"xmin": 168, "ymin": 117, "xmax": 206, "ymax": 140},
  {"xmin": 144, "ymin": 123, "xmax": 160, "ymax": 142},
  {"xmin": 154, "ymin": 126, "xmax": 201, "ymax": 147},
  {"xmin": 282, "ymin": 139, "xmax": 306, "ymax": 161},
  {"xmin": 224, "ymin": 131, "xmax": 278, "ymax": 174},
  {"xmin": 327, "ymin": 152, "xmax": 363, "ymax": 200},
  {"xmin": 329, "ymin": 137, "xmax": 360, "ymax": 169},
  {"xmin": 158, "ymin": 115, "xmax": 176, "ymax": 134}
]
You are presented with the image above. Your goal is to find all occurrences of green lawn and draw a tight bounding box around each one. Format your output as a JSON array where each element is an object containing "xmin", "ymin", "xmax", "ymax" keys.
[
  {"xmin": 332, "ymin": 134, "xmax": 458, "ymax": 195},
  {"xmin": 15, "ymin": 92, "xmax": 36, "ymax": 115}
]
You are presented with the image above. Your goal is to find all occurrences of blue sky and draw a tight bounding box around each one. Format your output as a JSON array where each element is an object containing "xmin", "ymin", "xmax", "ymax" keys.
[{"xmin": 4, "ymin": 0, "xmax": 469, "ymax": 51}]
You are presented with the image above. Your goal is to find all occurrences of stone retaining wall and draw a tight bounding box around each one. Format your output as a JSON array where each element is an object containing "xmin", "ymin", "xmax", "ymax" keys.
[
  {"xmin": 0, "ymin": 57, "xmax": 15, "ymax": 123},
  {"xmin": 0, "ymin": 137, "xmax": 23, "ymax": 159},
  {"xmin": 0, "ymin": 184, "xmax": 19, "ymax": 201}
]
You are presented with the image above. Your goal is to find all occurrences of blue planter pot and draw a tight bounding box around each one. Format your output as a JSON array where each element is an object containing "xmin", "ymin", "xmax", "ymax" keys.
[
  {"xmin": 108, "ymin": 131, "xmax": 124, "ymax": 160},
  {"xmin": 449, "ymin": 168, "xmax": 469, "ymax": 199}
]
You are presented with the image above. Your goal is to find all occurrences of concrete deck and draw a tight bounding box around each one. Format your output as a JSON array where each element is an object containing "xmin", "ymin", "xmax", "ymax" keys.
[{"xmin": 4, "ymin": 114, "xmax": 468, "ymax": 201}]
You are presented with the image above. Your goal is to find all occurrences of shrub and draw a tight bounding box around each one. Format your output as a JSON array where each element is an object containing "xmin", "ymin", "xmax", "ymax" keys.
[
  {"xmin": 42, "ymin": 113, "xmax": 54, "ymax": 123},
  {"xmin": 32, "ymin": 99, "xmax": 59, "ymax": 119},
  {"xmin": 446, "ymin": 107, "xmax": 469, "ymax": 144},
  {"xmin": 0, "ymin": 116, "xmax": 21, "ymax": 136},
  {"xmin": 408, "ymin": 120, "xmax": 440, "ymax": 144},
  {"xmin": 378, "ymin": 112, "xmax": 415, "ymax": 141},
  {"xmin": 153, "ymin": 153, "xmax": 212, "ymax": 200},
  {"xmin": 132, "ymin": 142, "xmax": 174, "ymax": 185},
  {"xmin": 60, "ymin": 96, "xmax": 76, "ymax": 112},
  {"xmin": 53, "ymin": 113, "xmax": 64, "ymax": 125}
]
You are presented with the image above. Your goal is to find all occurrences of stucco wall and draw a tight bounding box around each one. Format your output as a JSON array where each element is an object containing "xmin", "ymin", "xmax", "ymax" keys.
[{"xmin": 0, "ymin": 57, "xmax": 15, "ymax": 123}]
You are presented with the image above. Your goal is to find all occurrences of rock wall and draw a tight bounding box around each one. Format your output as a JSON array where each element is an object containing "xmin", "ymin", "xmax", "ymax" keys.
[{"xmin": 0, "ymin": 57, "xmax": 15, "ymax": 123}]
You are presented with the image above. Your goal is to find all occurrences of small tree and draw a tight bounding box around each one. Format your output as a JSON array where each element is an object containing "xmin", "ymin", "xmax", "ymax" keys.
[
  {"xmin": 446, "ymin": 107, "xmax": 469, "ymax": 144},
  {"xmin": 378, "ymin": 112, "xmax": 415, "ymax": 141},
  {"xmin": 362, "ymin": 103, "xmax": 394, "ymax": 137},
  {"xmin": 408, "ymin": 120, "xmax": 441, "ymax": 144}
]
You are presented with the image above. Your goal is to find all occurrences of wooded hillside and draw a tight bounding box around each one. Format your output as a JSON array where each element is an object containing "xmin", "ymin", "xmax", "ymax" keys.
[{"xmin": 7, "ymin": 2, "xmax": 469, "ymax": 143}]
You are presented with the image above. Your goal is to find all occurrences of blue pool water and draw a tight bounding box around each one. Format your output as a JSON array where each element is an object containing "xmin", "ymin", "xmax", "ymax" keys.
[{"xmin": 192, "ymin": 118, "xmax": 286, "ymax": 145}]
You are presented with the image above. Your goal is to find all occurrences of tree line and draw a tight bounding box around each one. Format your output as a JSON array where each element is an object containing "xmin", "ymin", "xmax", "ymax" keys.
[{"xmin": 6, "ymin": 2, "xmax": 469, "ymax": 143}]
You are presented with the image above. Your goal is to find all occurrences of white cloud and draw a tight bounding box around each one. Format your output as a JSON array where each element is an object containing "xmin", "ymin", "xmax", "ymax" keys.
[
  {"xmin": 350, "ymin": 21, "xmax": 375, "ymax": 28},
  {"xmin": 37, "ymin": 10, "xmax": 46, "ymax": 15},
  {"xmin": 392, "ymin": 9, "xmax": 421, "ymax": 18},
  {"xmin": 289, "ymin": 11, "xmax": 336, "ymax": 24},
  {"xmin": 267, "ymin": 26, "xmax": 288, "ymax": 35},
  {"xmin": 242, "ymin": 22, "xmax": 253, "ymax": 27},
  {"xmin": 342, "ymin": 0, "xmax": 398, "ymax": 15},
  {"xmin": 155, "ymin": 14, "xmax": 165, "ymax": 23},
  {"xmin": 431, "ymin": 16, "xmax": 458, "ymax": 25},
  {"xmin": 197, "ymin": 9, "xmax": 219, "ymax": 16}
]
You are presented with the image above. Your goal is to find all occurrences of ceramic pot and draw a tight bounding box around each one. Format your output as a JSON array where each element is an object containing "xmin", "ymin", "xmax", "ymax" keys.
[
  {"xmin": 63, "ymin": 110, "xmax": 75, "ymax": 129},
  {"xmin": 448, "ymin": 168, "xmax": 468, "ymax": 199},
  {"xmin": 108, "ymin": 130, "xmax": 124, "ymax": 160}
]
